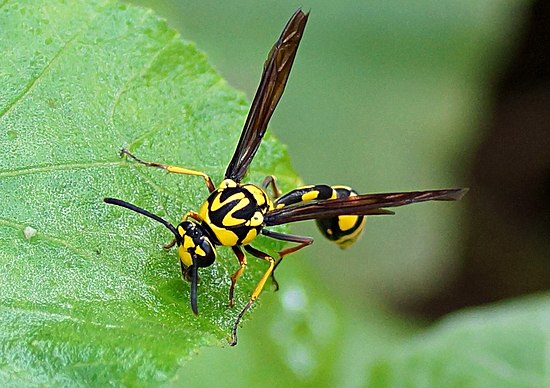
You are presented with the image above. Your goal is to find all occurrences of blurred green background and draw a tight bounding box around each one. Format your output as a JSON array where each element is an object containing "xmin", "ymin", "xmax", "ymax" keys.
[{"xmin": 123, "ymin": 1, "xmax": 538, "ymax": 386}]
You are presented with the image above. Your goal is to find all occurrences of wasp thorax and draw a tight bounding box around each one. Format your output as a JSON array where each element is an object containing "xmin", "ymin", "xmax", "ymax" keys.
[
  {"xmin": 197, "ymin": 181, "xmax": 273, "ymax": 247},
  {"xmin": 176, "ymin": 221, "xmax": 216, "ymax": 268}
]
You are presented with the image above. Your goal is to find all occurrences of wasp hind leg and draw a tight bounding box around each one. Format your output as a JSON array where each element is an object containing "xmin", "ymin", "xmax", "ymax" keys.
[
  {"xmin": 121, "ymin": 148, "xmax": 215, "ymax": 192},
  {"xmin": 230, "ymin": 245, "xmax": 275, "ymax": 346},
  {"xmin": 261, "ymin": 175, "xmax": 282, "ymax": 199},
  {"xmin": 261, "ymin": 229, "xmax": 313, "ymax": 290}
]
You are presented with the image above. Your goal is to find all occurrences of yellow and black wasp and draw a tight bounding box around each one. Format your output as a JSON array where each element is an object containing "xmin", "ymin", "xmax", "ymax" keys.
[{"xmin": 104, "ymin": 9, "xmax": 466, "ymax": 345}]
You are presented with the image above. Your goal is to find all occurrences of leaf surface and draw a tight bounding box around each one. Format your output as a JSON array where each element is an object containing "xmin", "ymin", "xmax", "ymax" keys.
[{"xmin": 0, "ymin": 0, "xmax": 298, "ymax": 384}]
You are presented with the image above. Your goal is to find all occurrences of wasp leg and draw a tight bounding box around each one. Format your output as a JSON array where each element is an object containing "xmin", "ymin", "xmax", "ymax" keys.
[
  {"xmin": 182, "ymin": 211, "xmax": 202, "ymax": 223},
  {"xmin": 230, "ymin": 245, "xmax": 275, "ymax": 346},
  {"xmin": 163, "ymin": 238, "xmax": 177, "ymax": 249},
  {"xmin": 261, "ymin": 229, "xmax": 314, "ymax": 290},
  {"xmin": 261, "ymin": 175, "xmax": 282, "ymax": 199},
  {"xmin": 229, "ymin": 246, "xmax": 248, "ymax": 307},
  {"xmin": 179, "ymin": 260, "xmax": 187, "ymax": 281},
  {"xmin": 121, "ymin": 148, "xmax": 215, "ymax": 192}
]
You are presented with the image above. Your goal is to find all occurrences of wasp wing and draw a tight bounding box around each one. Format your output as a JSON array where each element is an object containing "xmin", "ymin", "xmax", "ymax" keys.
[
  {"xmin": 264, "ymin": 188, "xmax": 467, "ymax": 226},
  {"xmin": 224, "ymin": 9, "xmax": 309, "ymax": 182}
]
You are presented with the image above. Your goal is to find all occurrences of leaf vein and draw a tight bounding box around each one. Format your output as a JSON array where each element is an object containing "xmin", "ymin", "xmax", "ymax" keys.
[
  {"xmin": 108, "ymin": 34, "xmax": 179, "ymax": 128},
  {"xmin": 0, "ymin": 161, "xmax": 120, "ymax": 178}
]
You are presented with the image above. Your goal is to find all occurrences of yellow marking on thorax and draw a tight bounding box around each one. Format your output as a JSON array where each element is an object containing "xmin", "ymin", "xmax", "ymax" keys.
[
  {"xmin": 241, "ymin": 228, "xmax": 258, "ymax": 245},
  {"xmin": 198, "ymin": 200, "xmax": 209, "ymax": 221},
  {"xmin": 198, "ymin": 198, "xmax": 240, "ymax": 246},
  {"xmin": 246, "ymin": 211, "xmax": 264, "ymax": 227},
  {"xmin": 210, "ymin": 191, "xmax": 246, "ymax": 212},
  {"xmin": 223, "ymin": 197, "xmax": 251, "ymax": 226},
  {"xmin": 244, "ymin": 184, "xmax": 273, "ymax": 209},
  {"xmin": 213, "ymin": 228, "xmax": 239, "ymax": 247}
]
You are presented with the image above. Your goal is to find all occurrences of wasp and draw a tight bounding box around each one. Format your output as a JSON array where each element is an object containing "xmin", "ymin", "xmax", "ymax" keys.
[{"xmin": 104, "ymin": 9, "xmax": 466, "ymax": 346}]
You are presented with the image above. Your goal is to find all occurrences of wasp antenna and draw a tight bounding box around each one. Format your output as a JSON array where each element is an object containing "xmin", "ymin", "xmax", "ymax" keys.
[
  {"xmin": 103, "ymin": 197, "xmax": 179, "ymax": 239},
  {"xmin": 190, "ymin": 264, "xmax": 199, "ymax": 315}
]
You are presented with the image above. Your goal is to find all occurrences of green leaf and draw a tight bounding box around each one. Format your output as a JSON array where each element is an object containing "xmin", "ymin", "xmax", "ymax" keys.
[
  {"xmin": 0, "ymin": 0, "xmax": 298, "ymax": 384},
  {"xmin": 367, "ymin": 295, "xmax": 550, "ymax": 387}
]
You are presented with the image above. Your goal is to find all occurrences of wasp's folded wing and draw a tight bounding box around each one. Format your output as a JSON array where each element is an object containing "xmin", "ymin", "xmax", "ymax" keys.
[
  {"xmin": 224, "ymin": 9, "xmax": 309, "ymax": 182},
  {"xmin": 264, "ymin": 188, "xmax": 467, "ymax": 226}
]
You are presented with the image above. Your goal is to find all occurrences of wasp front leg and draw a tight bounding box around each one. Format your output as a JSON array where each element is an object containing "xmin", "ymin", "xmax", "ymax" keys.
[
  {"xmin": 121, "ymin": 148, "xmax": 216, "ymax": 192},
  {"xmin": 182, "ymin": 211, "xmax": 202, "ymax": 223}
]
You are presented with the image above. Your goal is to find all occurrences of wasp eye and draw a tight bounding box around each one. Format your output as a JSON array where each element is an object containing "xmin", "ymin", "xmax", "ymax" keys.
[
  {"xmin": 177, "ymin": 221, "xmax": 216, "ymax": 268},
  {"xmin": 194, "ymin": 237, "xmax": 216, "ymax": 268}
]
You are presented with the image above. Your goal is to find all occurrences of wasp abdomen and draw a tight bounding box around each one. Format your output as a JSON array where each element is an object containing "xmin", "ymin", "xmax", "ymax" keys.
[
  {"xmin": 315, "ymin": 186, "xmax": 366, "ymax": 249},
  {"xmin": 275, "ymin": 185, "xmax": 366, "ymax": 249},
  {"xmin": 275, "ymin": 184, "xmax": 336, "ymax": 207}
]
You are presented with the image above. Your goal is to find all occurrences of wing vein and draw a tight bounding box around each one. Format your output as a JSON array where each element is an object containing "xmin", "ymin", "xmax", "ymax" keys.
[{"xmin": 224, "ymin": 9, "xmax": 309, "ymax": 181}]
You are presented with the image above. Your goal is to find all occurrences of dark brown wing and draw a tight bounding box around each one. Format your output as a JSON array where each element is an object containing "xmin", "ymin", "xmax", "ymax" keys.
[
  {"xmin": 264, "ymin": 188, "xmax": 468, "ymax": 226},
  {"xmin": 224, "ymin": 9, "xmax": 309, "ymax": 182}
]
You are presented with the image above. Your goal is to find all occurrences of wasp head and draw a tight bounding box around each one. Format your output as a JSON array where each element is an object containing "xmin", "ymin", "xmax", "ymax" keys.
[{"xmin": 176, "ymin": 221, "xmax": 216, "ymax": 315}]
